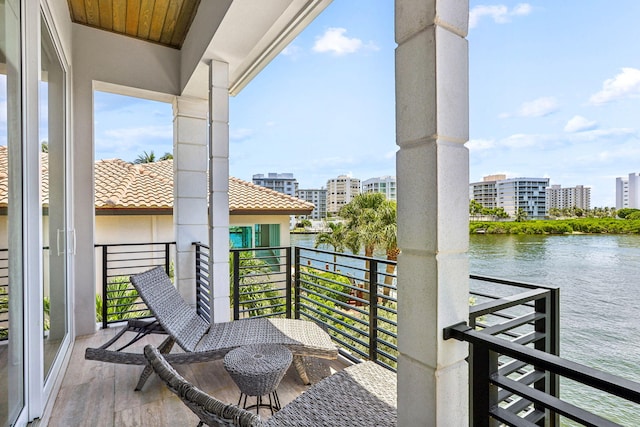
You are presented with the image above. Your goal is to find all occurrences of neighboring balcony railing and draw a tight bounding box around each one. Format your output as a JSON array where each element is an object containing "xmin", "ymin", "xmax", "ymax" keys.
[
  {"xmin": 95, "ymin": 242, "xmax": 175, "ymax": 328},
  {"xmin": 0, "ymin": 249, "xmax": 7, "ymax": 340},
  {"xmin": 444, "ymin": 322, "xmax": 640, "ymax": 426}
]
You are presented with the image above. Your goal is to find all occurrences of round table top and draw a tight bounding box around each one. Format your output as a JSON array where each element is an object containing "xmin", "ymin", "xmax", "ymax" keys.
[{"xmin": 224, "ymin": 344, "xmax": 293, "ymax": 376}]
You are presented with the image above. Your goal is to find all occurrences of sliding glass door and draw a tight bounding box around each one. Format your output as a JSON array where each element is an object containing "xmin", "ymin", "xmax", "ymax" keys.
[
  {"xmin": 39, "ymin": 18, "xmax": 68, "ymax": 383},
  {"xmin": 0, "ymin": 0, "xmax": 25, "ymax": 425}
]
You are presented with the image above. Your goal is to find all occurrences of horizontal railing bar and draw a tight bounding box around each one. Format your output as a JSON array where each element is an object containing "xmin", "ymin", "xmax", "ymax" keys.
[
  {"xmin": 445, "ymin": 323, "xmax": 640, "ymax": 404},
  {"xmin": 298, "ymin": 246, "xmax": 397, "ymax": 266},
  {"xmin": 499, "ymin": 359, "xmax": 529, "ymax": 377},
  {"xmin": 470, "ymin": 289, "xmax": 549, "ymax": 317},
  {"xmin": 482, "ymin": 312, "xmax": 545, "ymax": 336},
  {"xmin": 470, "ymin": 274, "xmax": 560, "ymax": 291},
  {"xmin": 492, "ymin": 374, "xmax": 620, "ymax": 427},
  {"xmin": 497, "ymin": 369, "xmax": 546, "ymax": 402},
  {"xmin": 490, "ymin": 406, "xmax": 540, "ymax": 427}
]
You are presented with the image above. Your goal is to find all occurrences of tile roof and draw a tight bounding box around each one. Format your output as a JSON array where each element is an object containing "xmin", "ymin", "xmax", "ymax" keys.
[{"xmin": 0, "ymin": 149, "xmax": 313, "ymax": 214}]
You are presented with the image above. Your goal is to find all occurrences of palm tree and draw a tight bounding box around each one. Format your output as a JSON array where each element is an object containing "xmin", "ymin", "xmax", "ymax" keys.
[
  {"xmin": 133, "ymin": 150, "xmax": 156, "ymax": 164},
  {"xmin": 515, "ymin": 208, "xmax": 528, "ymax": 222},
  {"xmin": 339, "ymin": 193, "xmax": 399, "ymax": 295},
  {"xmin": 339, "ymin": 192, "xmax": 387, "ymax": 257},
  {"xmin": 314, "ymin": 222, "xmax": 348, "ymax": 271},
  {"xmin": 159, "ymin": 152, "xmax": 173, "ymax": 161}
]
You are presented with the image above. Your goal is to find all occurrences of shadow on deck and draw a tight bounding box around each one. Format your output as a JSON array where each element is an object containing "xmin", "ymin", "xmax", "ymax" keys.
[{"xmin": 45, "ymin": 327, "xmax": 348, "ymax": 427}]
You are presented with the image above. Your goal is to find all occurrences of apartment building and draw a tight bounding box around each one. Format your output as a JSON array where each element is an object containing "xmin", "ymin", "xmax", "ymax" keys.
[
  {"xmin": 362, "ymin": 176, "xmax": 397, "ymax": 201},
  {"xmin": 616, "ymin": 173, "xmax": 640, "ymax": 209},
  {"xmin": 296, "ymin": 188, "xmax": 327, "ymax": 219},
  {"xmin": 470, "ymin": 175, "xmax": 549, "ymax": 219},
  {"xmin": 252, "ymin": 173, "xmax": 299, "ymax": 197},
  {"xmin": 546, "ymin": 184, "xmax": 591, "ymax": 210},
  {"xmin": 469, "ymin": 174, "xmax": 506, "ymax": 209},
  {"xmin": 327, "ymin": 175, "xmax": 361, "ymax": 214}
]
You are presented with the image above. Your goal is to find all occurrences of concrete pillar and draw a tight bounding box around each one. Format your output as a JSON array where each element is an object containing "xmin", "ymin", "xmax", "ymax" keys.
[
  {"xmin": 173, "ymin": 97, "xmax": 208, "ymax": 305},
  {"xmin": 395, "ymin": 1, "xmax": 470, "ymax": 426},
  {"xmin": 208, "ymin": 60, "xmax": 231, "ymax": 324}
]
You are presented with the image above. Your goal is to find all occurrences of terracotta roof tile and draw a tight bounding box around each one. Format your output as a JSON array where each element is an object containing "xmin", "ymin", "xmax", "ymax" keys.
[{"xmin": 0, "ymin": 150, "xmax": 313, "ymax": 214}]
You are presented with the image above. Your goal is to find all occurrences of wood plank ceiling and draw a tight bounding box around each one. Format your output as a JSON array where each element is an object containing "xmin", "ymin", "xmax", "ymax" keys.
[{"xmin": 66, "ymin": 0, "xmax": 202, "ymax": 49}]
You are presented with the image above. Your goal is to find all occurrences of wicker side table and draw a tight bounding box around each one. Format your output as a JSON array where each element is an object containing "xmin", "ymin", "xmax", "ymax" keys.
[{"xmin": 224, "ymin": 344, "xmax": 293, "ymax": 415}]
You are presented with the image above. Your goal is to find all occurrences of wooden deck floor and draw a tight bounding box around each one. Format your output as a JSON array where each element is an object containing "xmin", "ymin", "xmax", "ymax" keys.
[{"xmin": 45, "ymin": 327, "xmax": 347, "ymax": 427}]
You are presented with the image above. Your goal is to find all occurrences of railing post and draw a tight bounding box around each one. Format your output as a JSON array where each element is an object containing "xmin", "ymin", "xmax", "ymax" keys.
[
  {"xmin": 164, "ymin": 243, "xmax": 171, "ymax": 277},
  {"xmin": 471, "ymin": 340, "xmax": 497, "ymax": 427},
  {"xmin": 294, "ymin": 247, "xmax": 301, "ymax": 320},
  {"xmin": 547, "ymin": 288, "xmax": 560, "ymax": 427},
  {"xmin": 369, "ymin": 259, "xmax": 378, "ymax": 362},
  {"xmin": 233, "ymin": 250, "xmax": 240, "ymax": 320},
  {"xmin": 285, "ymin": 246, "xmax": 292, "ymax": 318},
  {"xmin": 101, "ymin": 245, "xmax": 108, "ymax": 329}
]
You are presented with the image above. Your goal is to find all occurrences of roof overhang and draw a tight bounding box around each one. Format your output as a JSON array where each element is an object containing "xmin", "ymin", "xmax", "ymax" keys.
[{"xmin": 181, "ymin": 0, "xmax": 333, "ymax": 97}]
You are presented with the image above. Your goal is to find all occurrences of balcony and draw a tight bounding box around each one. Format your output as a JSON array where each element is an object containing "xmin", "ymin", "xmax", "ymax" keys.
[{"xmin": 41, "ymin": 242, "xmax": 640, "ymax": 425}]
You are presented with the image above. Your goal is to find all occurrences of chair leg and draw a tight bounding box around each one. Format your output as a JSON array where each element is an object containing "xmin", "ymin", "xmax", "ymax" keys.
[
  {"xmin": 292, "ymin": 355, "xmax": 310, "ymax": 385},
  {"xmin": 134, "ymin": 336, "xmax": 175, "ymax": 391}
]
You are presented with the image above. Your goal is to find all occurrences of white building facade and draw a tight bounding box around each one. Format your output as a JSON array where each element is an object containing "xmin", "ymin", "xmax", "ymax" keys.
[
  {"xmin": 616, "ymin": 173, "xmax": 640, "ymax": 209},
  {"xmin": 497, "ymin": 178, "xmax": 550, "ymax": 219},
  {"xmin": 469, "ymin": 174, "xmax": 506, "ymax": 209},
  {"xmin": 252, "ymin": 173, "xmax": 298, "ymax": 197},
  {"xmin": 296, "ymin": 188, "xmax": 327, "ymax": 219},
  {"xmin": 326, "ymin": 175, "xmax": 361, "ymax": 214},
  {"xmin": 362, "ymin": 176, "xmax": 397, "ymax": 201},
  {"xmin": 546, "ymin": 184, "xmax": 591, "ymax": 210}
]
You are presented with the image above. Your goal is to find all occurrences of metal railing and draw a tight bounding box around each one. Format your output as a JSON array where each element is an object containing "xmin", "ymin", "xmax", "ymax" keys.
[
  {"xmin": 194, "ymin": 242, "xmax": 211, "ymax": 323},
  {"xmin": 196, "ymin": 245, "xmax": 561, "ymax": 376},
  {"xmin": 444, "ymin": 322, "xmax": 640, "ymax": 426},
  {"xmin": 0, "ymin": 249, "xmax": 8, "ymax": 340},
  {"xmin": 95, "ymin": 242, "xmax": 175, "ymax": 328}
]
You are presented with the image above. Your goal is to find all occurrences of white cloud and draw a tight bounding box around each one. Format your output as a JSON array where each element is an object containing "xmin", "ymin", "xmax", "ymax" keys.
[
  {"xmin": 502, "ymin": 133, "xmax": 538, "ymax": 148},
  {"xmin": 516, "ymin": 97, "xmax": 559, "ymax": 117},
  {"xmin": 564, "ymin": 115, "xmax": 598, "ymax": 133},
  {"xmin": 313, "ymin": 28, "xmax": 365, "ymax": 56},
  {"xmin": 281, "ymin": 44, "xmax": 302, "ymax": 58},
  {"xmin": 588, "ymin": 68, "xmax": 640, "ymax": 105},
  {"xmin": 466, "ymin": 138, "xmax": 496, "ymax": 151},
  {"xmin": 469, "ymin": 3, "xmax": 532, "ymax": 29}
]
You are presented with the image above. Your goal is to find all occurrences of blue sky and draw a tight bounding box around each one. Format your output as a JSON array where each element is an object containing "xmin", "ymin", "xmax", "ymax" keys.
[{"xmin": 92, "ymin": 1, "xmax": 640, "ymax": 207}]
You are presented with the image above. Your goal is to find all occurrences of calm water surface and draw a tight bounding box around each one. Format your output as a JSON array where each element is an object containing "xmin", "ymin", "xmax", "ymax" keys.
[{"xmin": 292, "ymin": 233, "xmax": 640, "ymax": 425}]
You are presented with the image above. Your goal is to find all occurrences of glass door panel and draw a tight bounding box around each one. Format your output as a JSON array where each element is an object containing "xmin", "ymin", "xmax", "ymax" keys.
[
  {"xmin": 40, "ymin": 19, "xmax": 67, "ymax": 381},
  {"xmin": 0, "ymin": 0, "xmax": 25, "ymax": 424}
]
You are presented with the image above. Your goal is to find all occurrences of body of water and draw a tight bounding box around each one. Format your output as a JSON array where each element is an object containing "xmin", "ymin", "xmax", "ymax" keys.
[{"xmin": 291, "ymin": 232, "xmax": 640, "ymax": 425}]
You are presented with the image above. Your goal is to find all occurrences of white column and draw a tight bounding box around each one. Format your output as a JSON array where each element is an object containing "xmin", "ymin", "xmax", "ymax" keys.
[
  {"xmin": 173, "ymin": 97, "xmax": 208, "ymax": 305},
  {"xmin": 395, "ymin": 1, "xmax": 470, "ymax": 426},
  {"xmin": 208, "ymin": 60, "xmax": 231, "ymax": 323}
]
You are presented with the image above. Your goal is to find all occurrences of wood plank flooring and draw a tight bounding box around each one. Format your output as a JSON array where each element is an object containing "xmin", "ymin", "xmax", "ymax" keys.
[{"xmin": 45, "ymin": 328, "xmax": 346, "ymax": 426}]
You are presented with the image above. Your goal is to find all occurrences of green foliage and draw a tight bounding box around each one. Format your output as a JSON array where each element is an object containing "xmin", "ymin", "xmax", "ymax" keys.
[
  {"xmin": 617, "ymin": 208, "xmax": 640, "ymax": 219},
  {"xmin": 229, "ymin": 251, "xmax": 285, "ymax": 318},
  {"xmin": 0, "ymin": 294, "xmax": 7, "ymax": 339},
  {"xmin": 96, "ymin": 277, "xmax": 149, "ymax": 323},
  {"xmin": 470, "ymin": 218, "xmax": 640, "ymax": 235}
]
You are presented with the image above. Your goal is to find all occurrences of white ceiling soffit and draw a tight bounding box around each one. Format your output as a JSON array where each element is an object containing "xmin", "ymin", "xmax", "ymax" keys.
[{"xmin": 181, "ymin": 0, "xmax": 332, "ymax": 98}]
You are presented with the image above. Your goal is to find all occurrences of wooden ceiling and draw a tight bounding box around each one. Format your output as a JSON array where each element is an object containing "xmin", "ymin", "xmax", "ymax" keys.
[{"xmin": 66, "ymin": 0, "xmax": 202, "ymax": 49}]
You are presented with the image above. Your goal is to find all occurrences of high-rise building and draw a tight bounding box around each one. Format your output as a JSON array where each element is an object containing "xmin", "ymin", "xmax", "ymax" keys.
[
  {"xmin": 362, "ymin": 176, "xmax": 397, "ymax": 201},
  {"xmin": 546, "ymin": 184, "xmax": 591, "ymax": 210},
  {"xmin": 327, "ymin": 175, "xmax": 361, "ymax": 214},
  {"xmin": 296, "ymin": 188, "xmax": 327, "ymax": 219},
  {"xmin": 469, "ymin": 174, "xmax": 506, "ymax": 209},
  {"xmin": 252, "ymin": 173, "xmax": 298, "ymax": 197},
  {"xmin": 616, "ymin": 173, "xmax": 640, "ymax": 209},
  {"xmin": 470, "ymin": 175, "xmax": 549, "ymax": 219}
]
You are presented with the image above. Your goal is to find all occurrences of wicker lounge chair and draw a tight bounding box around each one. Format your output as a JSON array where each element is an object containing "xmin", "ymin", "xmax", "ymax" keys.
[
  {"xmin": 85, "ymin": 266, "xmax": 338, "ymax": 390},
  {"xmin": 144, "ymin": 344, "xmax": 397, "ymax": 427}
]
